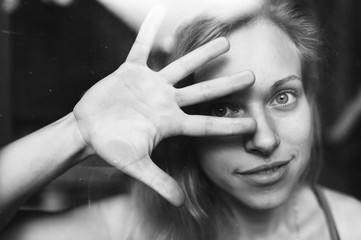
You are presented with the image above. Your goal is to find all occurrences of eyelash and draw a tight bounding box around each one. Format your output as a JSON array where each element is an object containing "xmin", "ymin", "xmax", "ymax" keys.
[
  {"xmin": 270, "ymin": 89, "xmax": 298, "ymax": 109},
  {"xmin": 208, "ymin": 103, "xmax": 244, "ymax": 118},
  {"xmin": 207, "ymin": 89, "xmax": 300, "ymax": 117}
]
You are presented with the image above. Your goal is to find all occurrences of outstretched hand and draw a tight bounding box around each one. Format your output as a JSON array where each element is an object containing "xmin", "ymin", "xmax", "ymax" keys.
[{"xmin": 73, "ymin": 5, "xmax": 255, "ymax": 206}]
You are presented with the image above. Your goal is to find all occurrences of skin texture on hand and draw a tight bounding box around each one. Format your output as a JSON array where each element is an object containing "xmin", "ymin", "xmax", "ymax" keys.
[{"xmin": 73, "ymin": 5, "xmax": 256, "ymax": 206}]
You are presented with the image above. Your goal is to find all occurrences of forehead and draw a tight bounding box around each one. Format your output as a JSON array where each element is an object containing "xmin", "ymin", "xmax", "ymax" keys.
[{"xmin": 195, "ymin": 19, "xmax": 302, "ymax": 88}]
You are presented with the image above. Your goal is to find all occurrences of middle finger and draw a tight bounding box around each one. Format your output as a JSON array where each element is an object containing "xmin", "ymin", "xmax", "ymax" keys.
[{"xmin": 160, "ymin": 37, "xmax": 230, "ymax": 84}]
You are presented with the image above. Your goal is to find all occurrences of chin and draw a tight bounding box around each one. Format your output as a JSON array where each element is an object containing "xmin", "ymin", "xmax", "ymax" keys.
[
  {"xmin": 224, "ymin": 178, "xmax": 298, "ymax": 211},
  {"xmin": 240, "ymin": 191, "xmax": 291, "ymax": 211},
  {"xmin": 240, "ymin": 163, "xmax": 306, "ymax": 210}
]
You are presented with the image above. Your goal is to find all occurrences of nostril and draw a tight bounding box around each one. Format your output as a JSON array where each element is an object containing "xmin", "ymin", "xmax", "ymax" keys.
[
  {"xmin": 244, "ymin": 130, "xmax": 280, "ymax": 156},
  {"xmin": 243, "ymin": 111, "xmax": 280, "ymax": 156},
  {"xmin": 245, "ymin": 144, "xmax": 273, "ymax": 157}
]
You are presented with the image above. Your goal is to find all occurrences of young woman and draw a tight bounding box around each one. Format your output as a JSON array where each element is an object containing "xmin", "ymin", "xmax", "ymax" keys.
[{"xmin": 1, "ymin": 1, "xmax": 361, "ymax": 239}]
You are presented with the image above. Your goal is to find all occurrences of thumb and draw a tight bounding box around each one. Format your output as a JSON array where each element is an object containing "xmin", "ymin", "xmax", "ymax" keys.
[{"xmin": 120, "ymin": 156, "xmax": 185, "ymax": 207}]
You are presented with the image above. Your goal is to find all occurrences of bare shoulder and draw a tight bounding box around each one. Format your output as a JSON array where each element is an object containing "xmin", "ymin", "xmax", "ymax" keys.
[
  {"xmin": 322, "ymin": 187, "xmax": 361, "ymax": 240},
  {"xmin": 97, "ymin": 194, "xmax": 142, "ymax": 240},
  {"xmin": 0, "ymin": 194, "xmax": 133, "ymax": 240}
]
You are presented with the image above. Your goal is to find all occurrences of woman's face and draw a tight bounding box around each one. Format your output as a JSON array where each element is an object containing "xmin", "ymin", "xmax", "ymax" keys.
[{"xmin": 195, "ymin": 19, "xmax": 313, "ymax": 210}]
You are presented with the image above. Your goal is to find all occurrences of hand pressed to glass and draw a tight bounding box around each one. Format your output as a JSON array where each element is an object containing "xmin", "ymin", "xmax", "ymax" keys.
[{"xmin": 73, "ymin": 6, "xmax": 255, "ymax": 206}]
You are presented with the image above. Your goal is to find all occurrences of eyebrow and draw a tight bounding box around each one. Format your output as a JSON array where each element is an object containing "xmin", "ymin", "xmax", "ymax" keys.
[
  {"xmin": 271, "ymin": 75, "xmax": 302, "ymax": 91},
  {"xmin": 208, "ymin": 75, "xmax": 302, "ymax": 103}
]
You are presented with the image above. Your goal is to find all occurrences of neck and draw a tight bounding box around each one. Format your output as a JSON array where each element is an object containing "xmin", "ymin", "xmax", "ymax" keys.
[{"xmin": 216, "ymin": 185, "xmax": 302, "ymax": 239}]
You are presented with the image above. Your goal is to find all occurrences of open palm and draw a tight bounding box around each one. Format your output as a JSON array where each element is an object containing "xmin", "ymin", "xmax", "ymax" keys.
[{"xmin": 73, "ymin": 6, "xmax": 255, "ymax": 206}]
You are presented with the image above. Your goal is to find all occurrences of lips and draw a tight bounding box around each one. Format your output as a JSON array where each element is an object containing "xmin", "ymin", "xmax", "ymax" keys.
[
  {"xmin": 234, "ymin": 159, "xmax": 292, "ymax": 186},
  {"xmin": 237, "ymin": 160, "xmax": 291, "ymax": 175}
]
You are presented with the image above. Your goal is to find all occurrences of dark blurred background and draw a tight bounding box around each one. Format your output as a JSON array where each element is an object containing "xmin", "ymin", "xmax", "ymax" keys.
[{"xmin": 1, "ymin": 0, "xmax": 361, "ymax": 210}]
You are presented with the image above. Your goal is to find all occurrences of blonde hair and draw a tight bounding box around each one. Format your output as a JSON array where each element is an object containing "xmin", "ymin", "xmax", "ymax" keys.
[{"xmin": 133, "ymin": 1, "xmax": 323, "ymax": 239}]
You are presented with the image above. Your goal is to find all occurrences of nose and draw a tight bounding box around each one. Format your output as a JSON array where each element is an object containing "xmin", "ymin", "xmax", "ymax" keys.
[{"xmin": 244, "ymin": 108, "xmax": 280, "ymax": 156}]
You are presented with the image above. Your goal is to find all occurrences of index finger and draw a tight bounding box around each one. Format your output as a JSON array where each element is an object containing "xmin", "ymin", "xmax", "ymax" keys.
[{"xmin": 126, "ymin": 5, "xmax": 166, "ymax": 64}]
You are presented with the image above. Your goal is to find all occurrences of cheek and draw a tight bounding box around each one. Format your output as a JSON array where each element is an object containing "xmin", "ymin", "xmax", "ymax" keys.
[
  {"xmin": 275, "ymin": 100, "xmax": 313, "ymax": 159},
  {"xmin": 280, "ymin": 102, "xmax": 312, "ymax": 143},
  {"xmin": 197, "ymin": 141, "xmax": 224, "ymax": 172},
  {"xmin": 196, "ymin": 139, "xmax": 235, "ymax": 180}
]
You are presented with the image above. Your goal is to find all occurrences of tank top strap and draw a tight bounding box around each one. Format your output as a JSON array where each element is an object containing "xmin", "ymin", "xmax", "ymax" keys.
[{"xmin": 312, "ymin": 185, "xmax": 341, "ymax": 240}]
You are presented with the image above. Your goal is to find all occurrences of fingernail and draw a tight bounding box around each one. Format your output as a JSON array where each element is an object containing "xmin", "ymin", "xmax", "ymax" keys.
[{"xmin": 233, "ymin": 70, "xmax": 255, "ymax": 84}]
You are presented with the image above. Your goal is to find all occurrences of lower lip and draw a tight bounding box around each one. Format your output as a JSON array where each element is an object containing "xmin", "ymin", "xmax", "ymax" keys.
[{"xmin": 237, "ymin": 162, "xmax": 290, "ymax": 186}]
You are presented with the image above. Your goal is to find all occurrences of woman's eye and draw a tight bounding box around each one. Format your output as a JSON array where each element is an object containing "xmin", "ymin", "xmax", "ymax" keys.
[
  {"xmin": 209, "ymin": 104, "xmax": 237, "ymax": 117},
  {"xmin": 276, "ymin": 93, "xmax": 289, "ymax": 104},
  {"xmin": 270, "ymin": 91, "xmax": 297, "ymax": 107}
]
